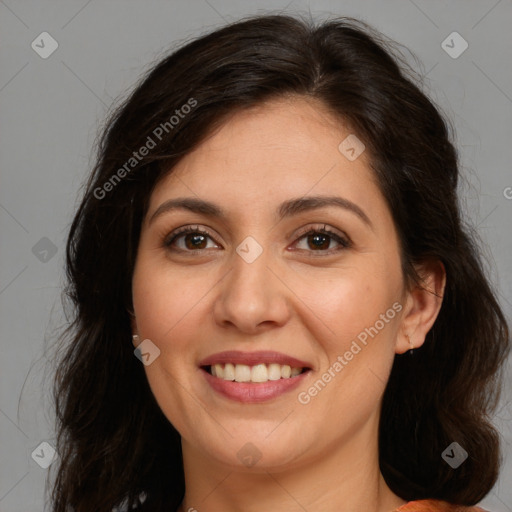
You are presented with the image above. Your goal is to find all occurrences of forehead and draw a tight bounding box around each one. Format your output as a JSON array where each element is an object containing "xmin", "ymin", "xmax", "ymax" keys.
[{"xmin": 148, "ymin": 96, "xmax": 387, "ymax": 225}]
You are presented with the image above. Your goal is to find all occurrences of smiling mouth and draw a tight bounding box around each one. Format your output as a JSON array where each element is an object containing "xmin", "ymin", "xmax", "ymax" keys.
[{"xmin": 202, "ymin": 363, "xmax": 310, "ymax": 383}]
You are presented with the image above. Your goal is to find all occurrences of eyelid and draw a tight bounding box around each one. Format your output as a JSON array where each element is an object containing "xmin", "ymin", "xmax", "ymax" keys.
[{"xmin": 293, "ymin": 223, "xmax": 350, "ymax": 243}]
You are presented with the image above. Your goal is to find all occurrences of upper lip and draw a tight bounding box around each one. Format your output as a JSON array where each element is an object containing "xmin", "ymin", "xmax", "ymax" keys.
[{"xmin": 199, "ymin": 351, "xmax": 313, "ymax": 369}]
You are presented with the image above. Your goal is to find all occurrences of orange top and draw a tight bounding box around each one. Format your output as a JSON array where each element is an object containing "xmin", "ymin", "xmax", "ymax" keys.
[{"xmin": 395, "ymin": 500, "xmax": 488, "ymax": 512}]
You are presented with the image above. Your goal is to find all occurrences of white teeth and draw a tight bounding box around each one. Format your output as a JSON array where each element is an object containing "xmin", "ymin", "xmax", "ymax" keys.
[
  {"xmin": 251, "ymin": 364, "xmax": 268, "ymax": 383},
  {"xmin": 268, "ymin": 363, "xmax": 282, "ymax": 381},
  {"xmin": 213, "ymin": 364, "xmax": 223, "ymax": 378},
  {"xmin": 281, "ymin": 365, "xmax": 291, "ymax": 378},
  {"xmin": 234, "ymin": 364, "xmax": 251, "ymax": 382},
  {"xmin": 224, "ymin": 363, "xmax": 235, "ymax": 381},
  {"xmin": 209, "ymin": 363, "xmax": 304, "ymax": 383}
]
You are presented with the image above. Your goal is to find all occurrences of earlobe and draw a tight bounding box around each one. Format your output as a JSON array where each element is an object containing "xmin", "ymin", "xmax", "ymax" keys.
[
  {"xmin": 396, "ymin": 260, "xmax": 446, "ymax": 354},
  {"xmin": 405, "ymin": 333, "xmax": 414, "ymax": 354}
]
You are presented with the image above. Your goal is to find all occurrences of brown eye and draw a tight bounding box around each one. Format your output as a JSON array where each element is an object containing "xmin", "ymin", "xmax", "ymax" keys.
[
  {"xmin": 164, "ymin": 227, "xmax": 220, "ymax": 252},
  {"xmin": 183, "ymin": 233, "xmax": 208, "ymax": 250},
  {"xmin": 294, "ymin": 226, "xmax": 351, "ymax": 254},
  {"xmin": 306, "ymin": 233, "xmax": 331, "ymax": 250}
]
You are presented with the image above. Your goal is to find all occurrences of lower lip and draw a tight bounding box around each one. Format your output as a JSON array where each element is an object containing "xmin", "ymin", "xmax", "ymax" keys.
[{"xmin": 201, "ymin": 368, "xmax": 310, "ymax": 403}]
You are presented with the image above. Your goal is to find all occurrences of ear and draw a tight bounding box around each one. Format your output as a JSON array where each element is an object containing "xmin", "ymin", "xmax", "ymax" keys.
[{"xmin": 396, "ymin": 260, "xmax": 446, "ymax": 354}]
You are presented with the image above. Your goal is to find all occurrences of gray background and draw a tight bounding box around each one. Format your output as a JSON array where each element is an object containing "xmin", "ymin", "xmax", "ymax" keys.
[{"xmin": 1, "ymin": 0, "xmax": 511, "ymax": 510}]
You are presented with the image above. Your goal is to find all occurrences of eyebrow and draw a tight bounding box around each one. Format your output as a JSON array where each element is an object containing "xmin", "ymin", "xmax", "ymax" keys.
[{"xmin": 148, "ymin": 195, "xmax": 373, "ymax": 229}]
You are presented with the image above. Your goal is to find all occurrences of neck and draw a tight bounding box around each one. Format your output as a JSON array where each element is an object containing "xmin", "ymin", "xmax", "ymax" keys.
[{"xmin": 177, "ymin": 417, "xmax": 406, "ymax": 512}]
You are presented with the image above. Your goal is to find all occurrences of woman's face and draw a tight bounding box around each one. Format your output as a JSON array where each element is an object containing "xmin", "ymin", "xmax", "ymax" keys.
[{"xmin": 132, "ymin": 96, "xmax": 411, "ymax": 471}]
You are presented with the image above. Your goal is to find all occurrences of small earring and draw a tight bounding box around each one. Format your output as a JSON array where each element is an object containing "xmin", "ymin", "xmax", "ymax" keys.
[
  {"xmin": 132, "ymin": 334, "xmax": 140, "ymax": 347},
  {"xmin": 406, "ymin": 334, "xmax": 414, "ymax": 355}
]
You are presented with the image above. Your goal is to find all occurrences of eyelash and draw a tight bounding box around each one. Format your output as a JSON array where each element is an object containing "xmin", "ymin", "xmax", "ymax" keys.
[{"xmin": 163, "ymin": 224, "xmax": 351, "ymax": 256}]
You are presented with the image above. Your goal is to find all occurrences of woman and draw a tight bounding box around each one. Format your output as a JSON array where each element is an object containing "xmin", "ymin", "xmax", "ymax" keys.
[{"xmin": 51, "ymin": 14, "xmax": 510, "ymax": 512}]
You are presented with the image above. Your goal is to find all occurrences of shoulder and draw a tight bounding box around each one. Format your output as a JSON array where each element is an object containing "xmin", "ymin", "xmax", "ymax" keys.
[{"xmin": 394, "ymin": 500, "xmax": 490, "ymax": 512}]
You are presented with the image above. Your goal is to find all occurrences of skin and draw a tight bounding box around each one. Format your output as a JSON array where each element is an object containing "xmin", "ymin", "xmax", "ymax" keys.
[{"xmin": 131, "ymin": 96, "xmax": 445, "ymax": 512}]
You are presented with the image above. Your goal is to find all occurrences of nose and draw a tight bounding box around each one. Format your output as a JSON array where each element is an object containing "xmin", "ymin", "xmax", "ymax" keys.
[{"xmin": 213, "ymin": 248, "xmax": 292, "ymax": 334}]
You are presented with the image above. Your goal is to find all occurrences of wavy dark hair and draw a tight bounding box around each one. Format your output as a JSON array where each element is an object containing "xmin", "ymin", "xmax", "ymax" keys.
[{"xmin": 51, "ymin": 13, "xmax": 510, "ymax": 511}]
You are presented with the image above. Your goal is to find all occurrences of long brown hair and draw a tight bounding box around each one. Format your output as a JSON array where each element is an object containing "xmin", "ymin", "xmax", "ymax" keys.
[{"xmin": 51, "ymin": 14, "xmax": 510, "ymax": 511}]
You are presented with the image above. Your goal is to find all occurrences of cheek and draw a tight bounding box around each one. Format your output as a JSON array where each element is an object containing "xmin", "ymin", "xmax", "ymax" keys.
[
  {"xmin": 293, "ymin": 271, "xmax": 401, "ymax": 425},
  {"xmin": 291, "ymin": 262, "xmax": 402, "ymax": 355},
  {"xmin": 132, "ymin": 261, "xmax": 208, "ymax": 427},
  {"xmin": 132, "ymin": 257, "xmax": 209, "ymax": 342}
]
